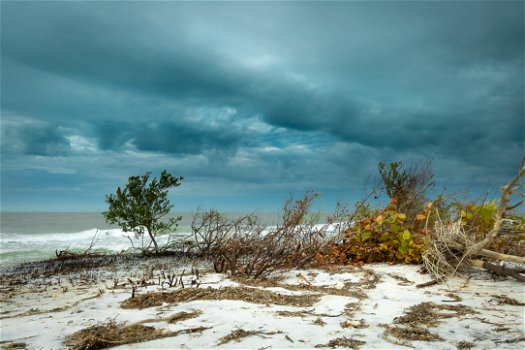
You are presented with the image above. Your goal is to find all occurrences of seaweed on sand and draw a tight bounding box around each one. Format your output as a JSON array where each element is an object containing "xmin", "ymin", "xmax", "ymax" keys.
[
  {"xmin": 167, "ymin": 310, "xmax": 202, "ymax": 323},
  {"xmin": 491, "ymin": 295, "xmax": 525, "ymax": 306},
  {"xmin": 393, "ymin": 302, "xmax": 476, "ymax": 327},
  {"xmin": 314, "ymin": 336, "xmax": 366, "ymax": 349},
  {"xmin": 64, "ymin": 320, "xmax": 208, "ymax": 350},
  {"xmin": 383, "ymin": 324, "xmax": 444, "ymax": 342},
  {"xmin": 121, "ymin": 286, "xmax": 320, "ymax": 309},
  {"xmin": 217, "ymin": 329, "xmax": 282, "ymax": 345}
]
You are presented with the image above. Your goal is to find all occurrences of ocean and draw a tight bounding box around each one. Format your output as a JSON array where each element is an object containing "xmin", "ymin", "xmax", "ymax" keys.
[{"xmin": 0, "ymin": 212, "xmax": 281, "ymax": 267}]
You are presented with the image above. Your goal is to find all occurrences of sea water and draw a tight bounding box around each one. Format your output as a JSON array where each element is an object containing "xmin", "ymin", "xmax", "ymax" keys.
[{"xmin": 0, "ymin": 212, "xmax": 282, "ymax": 266}]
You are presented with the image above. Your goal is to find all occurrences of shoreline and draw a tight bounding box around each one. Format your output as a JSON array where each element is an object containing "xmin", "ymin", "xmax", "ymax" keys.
[{"xmin": 1, "ymin": 256, "xmax": 524, "ymax": 349}]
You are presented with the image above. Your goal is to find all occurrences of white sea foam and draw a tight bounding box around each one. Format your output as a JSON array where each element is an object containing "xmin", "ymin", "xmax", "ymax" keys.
[{"xmin": 0, "ymin": 227, "xmax": 193, "ymax": 264}]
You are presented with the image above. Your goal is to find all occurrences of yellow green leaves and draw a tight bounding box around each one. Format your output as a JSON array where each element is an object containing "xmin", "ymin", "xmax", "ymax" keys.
[
  {"xmin": 337, "ymin": 201, "xmax": 425, "ymax": 265},
  {"xmin": 460, "ymin": 210, "xmax": 473, "ymax": 220},
  {"xmin": 360, "ymin": 231, "xmax": 372, "ymax": 241}
]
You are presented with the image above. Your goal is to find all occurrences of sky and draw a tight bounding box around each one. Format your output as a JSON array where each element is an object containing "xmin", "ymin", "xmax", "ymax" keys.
[{"xmin": 1, "ymin": 1, "xmax": 524, "ymax": 213}]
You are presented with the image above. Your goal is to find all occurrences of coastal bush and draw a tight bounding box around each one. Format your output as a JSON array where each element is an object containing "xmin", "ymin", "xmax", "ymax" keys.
[
  {"xmin": 103, "ymin": 170, "xmax": 183, "ymax": 255},
  {"xmin": 316, "ymin": 199, "xmax": 428, "ymax": 265},
  {"xmin": 191, "ymin": 192, "xmax": 345, "ymax": 278},
  {"xmin": 457, "ymin": 200, "xmax": 498, "ymax": 235},
  {"xmin": 456, "ymin": 200, "xmax": 525, "ymax": 256},
  {"xmin": 378, "ymin": 160, "xmax": 434, "ymax": 223}
]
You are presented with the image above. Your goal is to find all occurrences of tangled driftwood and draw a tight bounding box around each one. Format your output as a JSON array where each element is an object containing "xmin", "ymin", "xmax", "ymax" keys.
[{"xmin": 423, "ymin": 156, "xmax": 525, "ymax": 282}]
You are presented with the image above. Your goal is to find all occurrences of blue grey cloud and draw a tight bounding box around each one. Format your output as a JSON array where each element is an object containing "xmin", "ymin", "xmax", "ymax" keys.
[{"xmin": 1, "ymin": 1, "xmax": 523, "ymax": 211}]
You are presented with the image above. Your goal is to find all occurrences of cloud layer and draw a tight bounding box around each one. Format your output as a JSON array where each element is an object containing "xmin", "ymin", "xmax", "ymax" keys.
[{"xmin": 1, "ymin": 1, "xmax": 523, "ymax": 211}]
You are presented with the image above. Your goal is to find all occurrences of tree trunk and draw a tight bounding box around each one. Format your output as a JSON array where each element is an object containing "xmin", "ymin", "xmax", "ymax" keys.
[{"xmin": 146, "ymin": 226, "xmax": 159, "ymax": 254}]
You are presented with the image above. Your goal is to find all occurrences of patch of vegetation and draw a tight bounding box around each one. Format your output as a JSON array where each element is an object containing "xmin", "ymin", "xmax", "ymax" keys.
[
  {"xmin": 377, "ymin": 160, "xmax": 434, "ymax": 223},
  {"xmin": 192, "ymin": 192, "xmax": 350, "ymax": 278},
  {"xmin": 275, "ymin": 310, "xmax": 311, "ymax": 318},
  {"xmin": 387, "ymin": 273, "xmax": 414, "ymax": 285},
  {"xmin": 64, "ymin": 319, "xmax": 208, "ymax": 350},
  {"xmin": 315, "ymin": 336, "xmax": 366, "ymax": 349},
  {"xmin": 235, "ymin": 274, "xmax": 368, "ymax": 299},
  {"xmin": 104, "ymin": 170, "xmax": 183, "ymax": 255},
  {"xmin": 312, "ymin": 317, "xmax": 326, "ymax": 326},
  {"xmin": 394, "ymin": 302, "xmax": 477, "ymax": 327},
  {"xmin": 340, "ymin": 319, "xmax": 368, "ymax": 329},
  {"xmin": 456, "ymin": 340, "xmax": 475, "ymax": 350},
  {"xmin": 217, "ymin": 329, "xmax": 281, "ymax": 345},
  {"xmin": 445, "ymin": 293, "xmax": 462, "ymax": 302},
  {"xmin": 318, "ymin": 200, "xmax": 429, "ymax": 265},
  {"xmin": 492, "ymin": 295, "xmax": 525, "ymax": 306},
  {"xmin": 0, "ymin": 342, "xmax": 27, "ymax": 350},
  {"xmin": 121, "ymin": 286, "xmax": 320, "ymax": 309},
  {"xmin": 344, "ymin": 302, "xmax": 362, "ymax": 318},
  {"xmin": 383, "ymin": 324, "xmax": 443, "ymax": 342},
  {"xmin": 168, "ymin": 310, "xmax": 202, "ymax": 323},
  {"xmin": 282, "ymin": 282, "xmax": 368, "ymax": 299}
]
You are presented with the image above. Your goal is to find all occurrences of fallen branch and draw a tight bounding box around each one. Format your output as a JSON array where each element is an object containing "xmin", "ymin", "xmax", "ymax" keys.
[
  {"xmin": 470, "ymin": 259, "xmax": 525, "ymax": 282},
  {"xmin": 423, "ymin": 156, "xmax": 525, "ymax": 280},
  {"xmin": 416, "ymin": 280, "xmax": 440, "ymax": 288},
  {"xmin": 469, "ymin": 156, "xmax": 525, "ymax": 255},
  {"xmin": 478, "ymin": 249, "xmax": 525, "ymax": 265}
]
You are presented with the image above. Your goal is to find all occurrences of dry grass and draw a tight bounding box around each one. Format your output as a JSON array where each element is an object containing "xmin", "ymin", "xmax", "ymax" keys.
[
  {"xmin": 217, "ymin": 329, "xmax": 281, "ymax": 345},
  {"xmin": 383, "ymin": 324, "xmax": 444, "ymax": 342},
  {"xmin": 492, "ymin": 295, "xmax": 525, "ymax": 306},
  {"xmin": 422, "ymin": 219, "xmax": 471, "ymax": 279},
  {"xmin": 275, "ymin": 310, "xmax": 311, "ymax": 318},
  {"xmin": 314, "ymin": 336, "xmax": 366, "ymax": 349},
  {"xmin": 283, "ymin": 283, "xmax": 367, "ymax": 299},
  {"xmin": 121, "ymin": 286, "xmax": 320, "ymax": 309},
  {"xmin": 456, "ymin": 340, "xmax": 475, "ymax": 349},
  {"xmin": 0, "ymin": 342, "xmax": 27, "ymax": 350},
  {"xmin": 235, "ymin": 274, "xmax": 368, "ymax": 300},
  {"xmin": 394, "ymin": 302, "xmax": 476, "ymax": 327},
  {"xmin": 344, "ymin": 302, "xmax": 362, "ymax": 317},
  {"xmin": 361, "ymin": 269, "xmax": 382, "ymax": 289},
  {"xmin": 168, "ymin": 310, "xmax": 202, "ymax": 323},
  {"xmin": 387, "ymin": 273, "xmax": 414, "ymax": 285},
  {"xmin": 340, "ymin": 319, "xmax": 368, "ymax": 329},
  {"xmin": 445, "ymin": 293, "xmax": 462, "ymax": 302},
  {"xmin": 382, "ymin": 301, "xmax": 477, "ymax": 346},
  {"xmin": 231, "ymin": 275, "xmax": 285, "ymax": 288},
  {"xmin": 312, "ymin": 317, "xmax": 326, "ymax": 326},
  {"xmin": 64, "ymin": 320, "xmax": 209, "ymax": 350}
]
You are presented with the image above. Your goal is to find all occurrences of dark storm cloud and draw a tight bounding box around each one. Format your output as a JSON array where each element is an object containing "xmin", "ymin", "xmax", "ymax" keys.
[
  {"xmin": 134, "ymin": 120, "xmax": 245, "ymax": 155},
  {"xmin": 1, "ymin": 117, "xmax": 71, "ymax": 156},
  {"xmin": 1, "ymin": 1, "xmax": 523, "ymax": 210}
]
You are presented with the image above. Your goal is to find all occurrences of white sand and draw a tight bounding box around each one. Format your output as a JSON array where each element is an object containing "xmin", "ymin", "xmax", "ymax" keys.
[{"xmin": 1, "ymin": 263, "xmax": 523, "ymax": 349}]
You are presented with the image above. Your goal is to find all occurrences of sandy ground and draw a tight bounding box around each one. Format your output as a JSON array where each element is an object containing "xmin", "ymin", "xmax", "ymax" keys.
[{"xmin": 0, "ymin": 259, "xmax": 523, "ymax": 349}]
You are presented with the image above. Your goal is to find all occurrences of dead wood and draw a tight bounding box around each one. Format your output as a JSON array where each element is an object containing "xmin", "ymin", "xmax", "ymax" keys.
[
  {"xmin": 477, "ymin": 249, "xmax": 525, "ymax": 264},
  {"xmin": 469, "ymin": 155, "xmax": 525, "ymax": 255},
  {"xmin": 415, "ymin": 280, "xmax": 440, "ymax": 288},
  {"xmin": 423, "ymin": 156, "xmax": 525, "ymax": 279},
  {"xmin": 470, "ymin": 259, "xmax": 525, "ymax": 282}
]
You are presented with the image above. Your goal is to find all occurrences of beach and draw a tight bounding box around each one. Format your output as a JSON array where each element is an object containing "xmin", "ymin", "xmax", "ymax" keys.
[{"xmin": 1, "ymin": 256, "xmax": 524, "ymax": 349}]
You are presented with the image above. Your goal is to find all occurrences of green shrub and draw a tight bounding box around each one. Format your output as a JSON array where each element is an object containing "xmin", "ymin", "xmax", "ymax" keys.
[{"xmin": 317, "ymin": 199, "xmax": 428, "ymax": 265}]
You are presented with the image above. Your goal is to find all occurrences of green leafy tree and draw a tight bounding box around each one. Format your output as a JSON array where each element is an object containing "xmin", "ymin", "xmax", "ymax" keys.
[{"xmin": 103, "ymin": 171, "xmax": 183, "ymax": 254}]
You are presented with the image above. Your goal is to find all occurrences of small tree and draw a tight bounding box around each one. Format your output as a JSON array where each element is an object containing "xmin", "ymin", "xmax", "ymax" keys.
[
  {"xmin": 378, "ymin": 160, "xmax": 434, "ymax": 221},
  {"xmin": 103, "ymin": 170, "xmax": 183, "ymax": 255}
]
